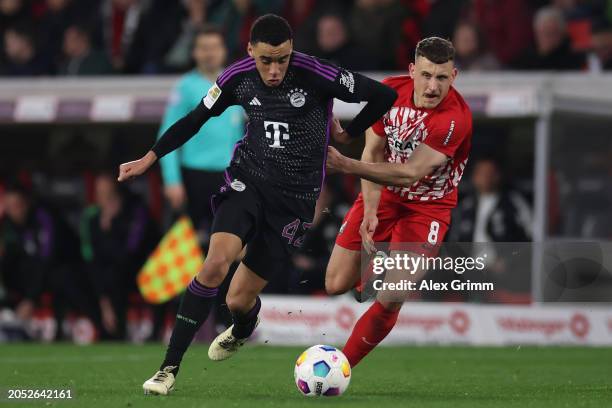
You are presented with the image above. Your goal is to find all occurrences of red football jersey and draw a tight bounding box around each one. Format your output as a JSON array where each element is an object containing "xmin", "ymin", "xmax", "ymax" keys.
[{"xmin": 371, "ymin": 75, "xmax": 472, "ymax": 207}]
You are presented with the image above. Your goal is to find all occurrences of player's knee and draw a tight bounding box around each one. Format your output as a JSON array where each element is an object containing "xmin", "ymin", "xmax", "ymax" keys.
[
  {"xmin": 325, "ymin": 283, "xmax": 345, "ymax": 296},
  {"xmin": 225, "ymin": 293, "xmax": 252, "ymax": 313},
  {"xmin": 325, "ymin": 275, "xmax": 350, "ymax": 296},
  {"xmin": 199, "ymin": 255, "xmax": 232, "ymax": 286},
  {"xmin": 325, "ymin": 262, "xmax": 354, "ymax": 295}
]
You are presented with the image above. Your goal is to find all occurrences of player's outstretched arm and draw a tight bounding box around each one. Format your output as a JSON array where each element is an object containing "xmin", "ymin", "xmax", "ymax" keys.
[
  {"xmin": 117, "ymin": 106, "xmax": 209, "ymax": 182},
  {"xmin": 117, "ymin": 151, "xmax": 157, "ymax": 182},
  {"xmin": 327, "ymin": 143, "xmax": 448, "ymax": 188},
  {"xmin": 118, "ymin": 81, "xmax": 234, "ymax": 182}
]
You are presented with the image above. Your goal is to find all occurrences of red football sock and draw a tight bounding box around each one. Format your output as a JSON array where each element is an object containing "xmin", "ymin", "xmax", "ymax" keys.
[{"xmin": 342, "ymin": 301, "xmax": 400, "ymax": 367}]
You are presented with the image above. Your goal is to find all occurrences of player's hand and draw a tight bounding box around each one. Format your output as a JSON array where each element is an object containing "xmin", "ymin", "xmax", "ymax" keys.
[
  {"xmin": 326, "ymin": 146, "xmax": 347, "ymax": 173},
  {"xmin": 164, "ymin": 184, "xmax": 187, "ymax": 210},
  {"xmin": 360, "ymin": 213, "xmax": 378, "ymax": 255},
  {"xmin": 332, "ymin": 119, "xmax": 351, "ymax": 144},
  {"xmin": 117, "ymin": 151, "xmax": 157, "ymax": 182}
]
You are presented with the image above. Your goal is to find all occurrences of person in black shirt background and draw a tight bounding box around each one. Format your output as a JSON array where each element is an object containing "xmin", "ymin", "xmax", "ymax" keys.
[
  {"xmin": 80, "ymin": 172, "xmax": 159, "ymax": 340},
  {"xmin": 0, "ymin": 181, "xmax": 92, "ymax": 339}
]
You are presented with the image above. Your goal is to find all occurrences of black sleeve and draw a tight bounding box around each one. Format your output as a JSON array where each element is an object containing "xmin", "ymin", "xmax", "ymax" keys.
[
  {"xmin": 318, "ymin": 66, "xmax": 397, "ymax": 139},
  {"xmin": 343, "ymin": 74, "xmax": 397, "ymax": 139},
  {"xmin": 151, "ymin": 81, "xmax": 236, "ymax": 159}
]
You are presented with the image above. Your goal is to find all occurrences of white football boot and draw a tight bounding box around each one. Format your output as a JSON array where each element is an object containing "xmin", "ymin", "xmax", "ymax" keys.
[
  {"xmin": 143, "ymin": 366, "xmax": 176, "ymax": 395},
  {"xmin": 208, "ymin": 317, "xmax": 260, "ymax": 361}
]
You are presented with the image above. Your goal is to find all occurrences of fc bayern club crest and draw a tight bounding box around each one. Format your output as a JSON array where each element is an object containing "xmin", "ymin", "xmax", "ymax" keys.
[
  {"xmin": 288, "ymin": 88, "xmax": 307, "ymax": 108},
  {"xmin": 230, "ymin": 179, "xmax": 246, "ymax": 192}
]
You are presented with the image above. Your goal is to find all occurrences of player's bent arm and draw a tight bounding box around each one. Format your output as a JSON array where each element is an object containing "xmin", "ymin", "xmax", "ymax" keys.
[
  {"xmin": 361, "ymin": 128, "xmax": 385, "ymax": 214},
  {"xmin": 344, "ymin": 143, "xmax": 448, "ymax": 188},
  {"xmin": 324, "ymin": 71, "xmax": 397, "ymax": 139}
]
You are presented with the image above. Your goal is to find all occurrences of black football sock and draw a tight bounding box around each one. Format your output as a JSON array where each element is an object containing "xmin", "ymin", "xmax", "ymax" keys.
[
  {"xmin": 231, "ymin": 296, "xmax": 261, "ymax": 339},
  {"xmin": 160, "ymin": 278, "xmax": 218, "ymax": 376}
]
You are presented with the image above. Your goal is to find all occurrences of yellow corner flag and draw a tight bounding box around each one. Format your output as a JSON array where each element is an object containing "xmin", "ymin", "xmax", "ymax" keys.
[{"xmin": 137, "ymin": 216, "xmax": 204, "ymax": 304}]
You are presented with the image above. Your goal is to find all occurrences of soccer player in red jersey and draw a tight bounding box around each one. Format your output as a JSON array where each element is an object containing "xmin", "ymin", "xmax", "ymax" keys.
[{"xmin": 325, "ymin": 37, "xmax": 473, "ymax": 367}]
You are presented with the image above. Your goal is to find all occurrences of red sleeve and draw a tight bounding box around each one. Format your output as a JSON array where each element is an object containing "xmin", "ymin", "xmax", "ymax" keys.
[
  {"xmin": 422, "ymin": 110, "xmax": 471, "ymax": 157},
  {"xmin": 371, "ymin": 113, "xmax": 386, "ymax": 137}
]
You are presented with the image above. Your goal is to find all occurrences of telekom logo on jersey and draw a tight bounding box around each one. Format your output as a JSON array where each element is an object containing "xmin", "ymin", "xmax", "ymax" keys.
[{"xmin": 264, "ymin": 121, "xmax": 290, "ymax": 149}]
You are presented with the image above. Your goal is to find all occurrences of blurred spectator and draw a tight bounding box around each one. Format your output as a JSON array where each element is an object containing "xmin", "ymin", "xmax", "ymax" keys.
[
  {"xmin": 0, "ymin": 183, "xmax": 44, "ymax": 324},
  {"xmin": 207, "ymin": 0, "xmax": 283, "ymax": 62},
  {"xmin": 421, "ymin": 0, "xmax": 467, "ymax": 41},
  {"xmin": 466, "ymin": 0, "xmax": 533, "ymax": 66},
  {"xmin": 349, "ymin": 0, "xmax": 408, "ymax": 70},
  {"xmin": 160, "ymin": 0, "xmax": 207, "ymax": 72},
  {"xmin": 0, "ymin": 0, "xmax": 28, "ymax": 40},
  {"xmin": 4, "ymin": 0, "xmax": 608, "ymax": 76},
  {"xmin": 1, "ymin": 24, "xmax": 51, "ymax": 76},
  {"xmin": 313, "ymin": 12, "xmax": 373, "ymax": 71},
  {"xmin": 36, "ymin": 0, "xmax": 84, "ymax": 71},
  {"xmin": 512, "ymin": 6, "xmax": 587, "ymax": 70},
  {"xmin": 80, "ymin": 173, "xmax": 159, "ymax": 339},
  {"xmin": 122, "ymin": 0, "xmax": 203, "ymax": 74},
  {"xmin": 446, "ymin": 159, "xmax": 534, "ymax": 303},
  {"xmin": 452, "ymin": 21, "xmax": 500, "ymax": 71},
  {"xmin": 58, "ymin": 24, "xmax": 113, "ymax": 75},
  {"xmin": 553, "ymin": 0, "xmax": 610, "ymax": 24},
  {"xmin": 451, "ymin": 159, "xmax": 532, "ymax": 243},
  {"xmin": 281, "ymin": 0, "xmax": 315, "ymax": 31},
  {"xmin": 158, "ymin": 25, "xmax": 244, "ymax": 240},
  {"xmin": 0, "ymin": 181, "xmax": 88, "ymax": 336},
  {"xmin": 93, "ymin": 0, "xmax": 152, "ymax": 73},
  {"xmin": 395, "ymin": 0, "xmax": 430, "ymax": 69},
  {"xmin": 591, "ymin": 25, "xmax": 612, "ymax": 70}
]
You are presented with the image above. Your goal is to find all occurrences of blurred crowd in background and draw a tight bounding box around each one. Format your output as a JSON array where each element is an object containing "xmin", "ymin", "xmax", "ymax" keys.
[
  {"xmin": 2, "ymin": 0, "xmax": 611, "ymax": 343},
  {"xmin": 1, "ymin": 0, "xmax": 612, "ymax": 76}
]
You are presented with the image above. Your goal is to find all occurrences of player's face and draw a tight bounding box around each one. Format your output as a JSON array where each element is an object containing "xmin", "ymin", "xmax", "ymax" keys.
[
  {"xmin": 248, "ymin": 40, "xmax": 292, "ymax": 87},
  {"xmin": 193, "ymin": 33, "xmax": 226, "ymax": 74},
  {"xmin": 410, "ymin": 56, "xmax": 457, "ymax": 109}
]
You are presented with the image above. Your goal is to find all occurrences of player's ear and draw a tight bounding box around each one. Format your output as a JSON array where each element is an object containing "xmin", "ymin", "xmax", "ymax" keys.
[
  {"xmin": 451, "ymin": 67, "xmax": 458, "ymax": 82},
  {"xmin": 408, "ymin": 63, "xmax": 415, "ymax": 78},
  {"xmin": 247, "ymin": 42, "xmax": 254, "ymax": 58}
]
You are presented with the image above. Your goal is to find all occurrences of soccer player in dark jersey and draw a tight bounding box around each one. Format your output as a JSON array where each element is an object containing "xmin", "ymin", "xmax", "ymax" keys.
[{"xmin": 117, "ymin": 14, "xmax": 397, "ymax": 395}]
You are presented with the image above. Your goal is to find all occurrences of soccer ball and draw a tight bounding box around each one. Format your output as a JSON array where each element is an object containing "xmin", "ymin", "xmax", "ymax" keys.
[{"xmin": 294, "ymin": 345, "xmax": 351, "ymax": 397}]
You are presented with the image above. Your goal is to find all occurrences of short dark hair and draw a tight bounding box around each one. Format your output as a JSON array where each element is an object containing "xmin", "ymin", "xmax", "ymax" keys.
[
  {"xmin": 415, "ymin": 37, "xmax": 455, "ymax": 64},
  {"xmin": 195, "ymin": 24, "xmax": 224, "ymax": 40},
  {"xmin": 249, "ymin": 14, "xmax": 293, "ymax": 46}
]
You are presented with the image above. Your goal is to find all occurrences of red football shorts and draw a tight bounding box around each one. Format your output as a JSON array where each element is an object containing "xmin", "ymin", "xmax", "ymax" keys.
[{"xmin": 335, "ymin": 188, "xmax": 452, "ymax": 256}]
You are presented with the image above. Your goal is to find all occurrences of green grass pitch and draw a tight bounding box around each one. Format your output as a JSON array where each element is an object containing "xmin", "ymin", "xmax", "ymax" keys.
[{"xmin": 1, "ymin": 344, "xmax": 610, "ymax": 407}]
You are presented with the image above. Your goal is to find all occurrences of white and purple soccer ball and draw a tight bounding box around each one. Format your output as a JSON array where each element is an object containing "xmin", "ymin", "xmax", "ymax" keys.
[{"xmin": 294, "ymin": 345, "xmax": 351, "ymax": 397}]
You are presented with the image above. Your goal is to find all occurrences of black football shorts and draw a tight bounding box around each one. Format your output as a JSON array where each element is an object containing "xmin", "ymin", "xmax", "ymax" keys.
[{"xmin": 210, "ymin": 172, "xmax": 316, "ymax": 281}]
